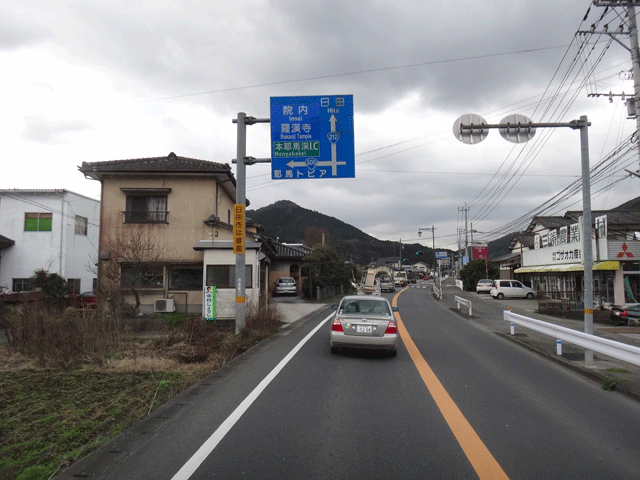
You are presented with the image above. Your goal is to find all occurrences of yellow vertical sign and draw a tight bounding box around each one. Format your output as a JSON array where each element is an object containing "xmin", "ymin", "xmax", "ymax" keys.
[{"xmin": 233, "ymin": 204, "xmax": 245, "ymax": 254}]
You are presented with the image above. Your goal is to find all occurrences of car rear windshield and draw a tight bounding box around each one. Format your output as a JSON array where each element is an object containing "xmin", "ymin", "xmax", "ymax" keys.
[{"xmin": 340, "ymin": 300, "xmax": 391, "ymax": 316}]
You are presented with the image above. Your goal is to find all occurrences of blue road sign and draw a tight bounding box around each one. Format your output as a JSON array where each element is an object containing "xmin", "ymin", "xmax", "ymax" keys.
[{"xmin": 270, "ymin": 95, "xmax": 354, "ymax": 179}]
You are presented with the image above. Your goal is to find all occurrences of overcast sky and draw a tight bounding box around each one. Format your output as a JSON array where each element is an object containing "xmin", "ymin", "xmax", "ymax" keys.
[{"xmin": 3, "ymin": 0, "xmax": 640, "ymax": 251}]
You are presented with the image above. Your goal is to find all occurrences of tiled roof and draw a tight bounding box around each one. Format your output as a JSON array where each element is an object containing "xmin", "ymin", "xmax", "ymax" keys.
[
  {"xmin": 0, "ymin": 189, "xmax": 65, "ymax": 194},
  {"xmin": 565, "ymin": 209, "xmax": 640, "ymax": 228},
  {"xmin": 79, "ymin": 152, "xmax": 233, "ymax": 180},
  {"xmin": 274, "ymin": 242, "xmax": 311, "ymax": 258},
  {"xmin": 507, "ymin": 232, "xmax": 535, "ymax": 250},
  {"xmin": 0, "ymin": 189, "xmax": 99, "ymax": 202},
  {"xmin": 526, "ymin": 216, "xmax": 573, "ymax": 232}
]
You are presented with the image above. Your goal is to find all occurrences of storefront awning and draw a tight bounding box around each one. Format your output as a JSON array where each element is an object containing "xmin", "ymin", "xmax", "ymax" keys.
[{"xmin": 514, "ymin": 260, "xmax": 620, "ymax": 274}]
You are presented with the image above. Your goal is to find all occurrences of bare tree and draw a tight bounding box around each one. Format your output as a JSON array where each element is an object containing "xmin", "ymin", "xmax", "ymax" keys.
[{"xmin": 99, "ymin": 230, "xmax": 169, "ymax": 312}]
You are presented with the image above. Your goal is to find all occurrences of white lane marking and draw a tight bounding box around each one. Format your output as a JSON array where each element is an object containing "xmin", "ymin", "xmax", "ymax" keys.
[{"xmin": 171, "ymin": 313, "xmax": 334, "ymax": 480}]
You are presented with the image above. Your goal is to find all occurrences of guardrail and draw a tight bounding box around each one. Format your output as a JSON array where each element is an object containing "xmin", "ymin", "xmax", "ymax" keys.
[
  {"xmin": 504, "ymin": 310, "xmax": 640, "ymax": 366},
  {"xmin": 433, "ymin": 284, "xmax": 442, "ymax": 300},
  {"xmin": 455, "ymin": 279, "xmax": 463, "ymax": 290},
  {"xmin": 455, "ymin": 296, "xmax": 472, "ymax": 317}
]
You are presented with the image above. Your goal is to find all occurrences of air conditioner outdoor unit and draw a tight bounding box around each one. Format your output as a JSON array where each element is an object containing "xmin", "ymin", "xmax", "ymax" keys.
[{"xmin": 154, "ymin": 298, "xmax": 175, "ymax": 313}]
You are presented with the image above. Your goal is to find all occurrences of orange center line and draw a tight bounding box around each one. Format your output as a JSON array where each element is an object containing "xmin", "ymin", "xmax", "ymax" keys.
[{"xmin": 393, "ymin": 291, "xmax": 509, "ymax": 480}]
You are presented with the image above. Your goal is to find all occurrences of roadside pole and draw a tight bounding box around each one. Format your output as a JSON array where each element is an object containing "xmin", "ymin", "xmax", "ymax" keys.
[
  {"xmin": 233, "ymin": 113, "xmax": 270, "ymax": 334},
  {"xmin": 235, "ymin": 112, "xmax": 247, "ymax": 334},
  {"xmin": 580, "ymin": 116, "xmax": 594, "ymax": 365}
]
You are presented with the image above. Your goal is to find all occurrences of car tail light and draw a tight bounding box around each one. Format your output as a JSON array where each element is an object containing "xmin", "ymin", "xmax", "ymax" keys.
[
  {"xmin": 331, "ymin": 318, "xmax": 344, "ymax": 332},
  {"xmin": 385, "ymin": 320, "xmax": 397, "ymax": 334},
  {"xmin": 621, "ymin": 310, "xmax": 629, "ymax": 317}
]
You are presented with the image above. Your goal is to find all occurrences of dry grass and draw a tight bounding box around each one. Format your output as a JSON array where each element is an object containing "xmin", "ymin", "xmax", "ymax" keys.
[{"xmin": 0, "ymin": 301, "xmax": 282, "ymax": 480}]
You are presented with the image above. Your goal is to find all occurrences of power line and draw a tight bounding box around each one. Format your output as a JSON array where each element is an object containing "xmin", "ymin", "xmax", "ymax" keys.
[{"xmin": 136, "ymin": 46, "xmax": 569, "ymax": 103}]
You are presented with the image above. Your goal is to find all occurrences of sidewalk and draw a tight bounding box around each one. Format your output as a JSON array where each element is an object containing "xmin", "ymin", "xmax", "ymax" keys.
[
  {"xmin": 437, "ymin": 281, "xmax": 640, "ymax": 402},
  {"xmin": 272, "ymin": 297, "xmax": 331, "ymax": 324}
]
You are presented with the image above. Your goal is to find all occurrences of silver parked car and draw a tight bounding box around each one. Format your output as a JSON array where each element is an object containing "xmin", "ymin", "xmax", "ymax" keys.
[
  {"xmin": 274, "ymin": 276, "xmax": 297, "ymax": 296},
  {"xmin": 330, "ymin": 295, "xmax": 399, "ymax": 356}
]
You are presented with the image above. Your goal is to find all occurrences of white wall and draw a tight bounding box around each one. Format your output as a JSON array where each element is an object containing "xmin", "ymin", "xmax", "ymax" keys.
[
  {"xmin": 202, "ymin": 245, "xmax": 260, "ymax": 320},
  {"xmin": 0, "ymin": 191, "xmax": 99, "ymax": 292}
]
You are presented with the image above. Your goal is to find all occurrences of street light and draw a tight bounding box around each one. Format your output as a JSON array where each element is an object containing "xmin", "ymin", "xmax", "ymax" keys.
[
  {"xmin": 418, "ymin": 226, "xmax": 436, "ymax": 270},
  {"xmin": 454, "ymin": 113, "xmax": 595, "ymax": 367}
]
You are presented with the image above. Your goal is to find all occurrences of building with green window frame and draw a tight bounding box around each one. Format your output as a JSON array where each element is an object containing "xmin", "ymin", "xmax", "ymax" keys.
[{"xmin": 0, "ymin": 189, "xmax": 99, "ymax": 294}]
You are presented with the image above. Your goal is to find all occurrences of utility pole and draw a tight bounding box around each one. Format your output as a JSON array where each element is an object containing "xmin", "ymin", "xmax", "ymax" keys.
[
  {"xmin": 584, "ymin": 1, "xmax": 640, "ymax": 175},
  {"xmin": 458, "ymin": 206, "xmax": 470, "ymax": 265},
  {"xmin": 418, "ymin": 225, "xmax": 436, "ymax": 269}
]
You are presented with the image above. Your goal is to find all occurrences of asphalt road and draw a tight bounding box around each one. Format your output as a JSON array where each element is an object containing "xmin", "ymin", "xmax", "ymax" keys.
[{"xmin": 59, "ymin": 287, "xmax": 640, "ymax": 479}]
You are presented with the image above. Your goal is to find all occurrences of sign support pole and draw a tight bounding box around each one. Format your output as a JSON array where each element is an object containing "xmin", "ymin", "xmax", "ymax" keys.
[
  {"xmin": 235, "ymin": 112, "xmax": 247, "ymax": 334},
  {"xmin": 232, "ymin": 114, "xmax": 271, "ymax": 334}
]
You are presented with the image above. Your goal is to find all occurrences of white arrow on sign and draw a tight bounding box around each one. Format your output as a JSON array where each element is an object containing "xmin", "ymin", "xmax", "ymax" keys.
[{"xmin": 286, "ymin": 114, "xmax": 346, "ymax": 176}]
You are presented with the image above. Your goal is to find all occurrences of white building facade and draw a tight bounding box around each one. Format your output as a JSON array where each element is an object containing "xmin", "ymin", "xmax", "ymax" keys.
[
  {"xmin": 514, "ymin": 212, "xmax": 640, "ymax": 308},
  {"xmin": 0, "ymin": 190, "xmax": 99, "ymax": 294}
]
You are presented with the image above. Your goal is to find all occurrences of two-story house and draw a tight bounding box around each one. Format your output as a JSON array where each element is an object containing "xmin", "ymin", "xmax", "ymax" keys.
[
  {"xmin": 0, "ymin": 189, "xmax": 99, "ymax": 294},
  {"xmin": 79, "ymin": 152, "xmax": 273, "ymax": 317}
]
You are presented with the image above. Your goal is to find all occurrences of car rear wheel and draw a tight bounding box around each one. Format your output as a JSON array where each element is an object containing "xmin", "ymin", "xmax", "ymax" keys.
[
  {"xmin": 526, "ymin": 292, "xmax": 534, "ymax": 299},
  {"xmin": 497, "ymin": 293, "xmax": 504, "ymax": 300}
]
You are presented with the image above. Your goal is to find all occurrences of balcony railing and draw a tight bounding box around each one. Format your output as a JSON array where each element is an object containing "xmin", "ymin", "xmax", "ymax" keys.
[{"xmin": 123, "ymin": 211, "xmax": 169, "ymax": 224}]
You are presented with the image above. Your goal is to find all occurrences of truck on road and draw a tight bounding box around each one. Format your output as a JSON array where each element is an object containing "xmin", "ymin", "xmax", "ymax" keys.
[{"xmin": 393, "ymin": 271, "xmax": 408, "ymax": 287}]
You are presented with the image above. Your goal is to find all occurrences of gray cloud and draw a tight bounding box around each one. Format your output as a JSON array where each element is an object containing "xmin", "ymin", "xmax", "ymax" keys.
[
  {"xmin": 22, "ymin": 117, "xmax": 93, "ymax": 144},
  {"xmin": 4, "ymin": 0, "xmax": 637, "ymax": 248}
]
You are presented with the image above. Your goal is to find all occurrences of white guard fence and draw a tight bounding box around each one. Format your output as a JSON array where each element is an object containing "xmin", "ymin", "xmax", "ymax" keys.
[
  {"xmin": 455, "ymin": 296, "xmax": 472, "ymax": 317},
  {"xmin": 504, "ymin": 310, "xmax": 640, "ymax": 366}
]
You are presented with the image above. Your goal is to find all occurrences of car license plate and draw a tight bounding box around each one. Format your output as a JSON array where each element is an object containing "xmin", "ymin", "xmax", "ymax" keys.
[
  {"xmin": 614, "ymin": 311, "xmax": 620, "ymax": 315},
  {"xmin": 356, "ymin": 325, "xmax": 372, "ymax": 333}
]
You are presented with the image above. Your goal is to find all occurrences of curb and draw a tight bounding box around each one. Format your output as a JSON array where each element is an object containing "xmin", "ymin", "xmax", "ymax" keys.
[{"xmin": 495, "ymin": 331, "xmax": 640, "ymax": 402}]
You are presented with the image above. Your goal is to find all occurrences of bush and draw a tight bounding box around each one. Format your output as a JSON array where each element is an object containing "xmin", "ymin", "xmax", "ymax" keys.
[
  {"xmin": 4, "ymin": 301, "xmax": 120, "ymax": 369},
  {"xmin": 245, "ymin": 303, "xmax": 281, "ymax": 336},
  {"xmin": 29, "ymin": 270, "xmax": 68, "ymax": 299},
  {"xmin": 459, "ymin": 259, "xmax": 499, "ymax": 292},
  {"xmin": 147, "ymin": 304, "xmax": 282, "ymax": 365},
  {"xmin": 3, "ymin": 301, "xmax": 282, "ymax": 370}
]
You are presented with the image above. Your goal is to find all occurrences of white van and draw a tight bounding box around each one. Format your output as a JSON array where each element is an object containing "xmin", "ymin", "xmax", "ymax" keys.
[{"xmin": 490, "ymin": 280, "xmax": 535, "ymax": 299}]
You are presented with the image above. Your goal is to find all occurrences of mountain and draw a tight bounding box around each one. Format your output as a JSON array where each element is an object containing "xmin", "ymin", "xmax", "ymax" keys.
[
  {"xmin": 614, "ymin": 196, "xmax": 640, "ymax": 211},
  {"xmin": 246, "ymin": 200, "xmax": 442, "ymax": 267},
  {"xmin": 247, "ymin": 196, "xmax": 640, "ymax": 266}
]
